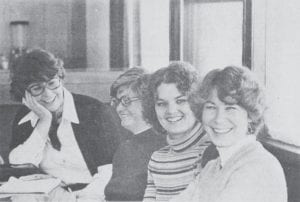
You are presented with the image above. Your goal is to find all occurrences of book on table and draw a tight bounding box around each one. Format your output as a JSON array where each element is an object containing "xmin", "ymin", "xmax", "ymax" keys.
[
  {"xmin": 0, "ymin": 174, "xmax": 61, "ymax": 196},
  {"xmin": 0, "ymin": 163, "xmax": 44, "ymax": 182}
]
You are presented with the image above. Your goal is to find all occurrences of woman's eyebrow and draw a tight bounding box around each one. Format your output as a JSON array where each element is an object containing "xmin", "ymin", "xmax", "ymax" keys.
[
  {"xmin": 205, "ymin": 101, "xmax": 214, "ymax": 104},
  {"xmin": 156, "ymin": 95, "xmax": 186, "ymax": 101},
  {"xmin": 175, "ymin": 95, "xmax": 186, "ymax": 99},
  {"xmin": 225, "ymin": 103, "xmax": 236, "ymax": 106},
  {"xmin": 156, "ymin": 98, "xmax": 165, "ymax": 101}
]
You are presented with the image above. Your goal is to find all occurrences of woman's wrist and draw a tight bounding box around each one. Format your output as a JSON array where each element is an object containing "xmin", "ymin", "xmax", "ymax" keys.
[{"xmin": 35, "ymin": 117, "xmax": 52, "ymax": 140}]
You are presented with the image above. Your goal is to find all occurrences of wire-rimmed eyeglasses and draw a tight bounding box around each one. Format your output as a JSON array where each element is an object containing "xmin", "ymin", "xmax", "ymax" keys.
[{"xmin": 110, "ymin": 96, "xmax": 140, "ymax": 108}]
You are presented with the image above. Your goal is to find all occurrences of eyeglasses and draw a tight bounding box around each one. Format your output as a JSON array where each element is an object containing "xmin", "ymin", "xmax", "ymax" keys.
[
  {"xmin": 110, "ymin": 96, "xmax": 140, "ymax": 108},
  {"xmin": 27, "ymin": 77, "xmax": 61, "ymax": 96}
]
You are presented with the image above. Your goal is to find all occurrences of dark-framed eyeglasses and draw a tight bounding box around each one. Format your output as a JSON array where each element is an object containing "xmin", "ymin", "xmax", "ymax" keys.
[
  {"xmin": 110, "ymin": 96, "xmax": 140, "ymax": 108},
  {"xmin": 26, "ymin": 77, "xmax": 61, "ymax": 96}
]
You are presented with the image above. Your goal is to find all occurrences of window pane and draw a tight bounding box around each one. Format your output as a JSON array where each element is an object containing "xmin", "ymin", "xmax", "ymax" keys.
[
  {"xmin": 140, "ymin": 0, "xmax": 170, "ymax": 71},
  {"xmin": 183, "ymin": 1, "xmax": 243, "ymax": 77}
]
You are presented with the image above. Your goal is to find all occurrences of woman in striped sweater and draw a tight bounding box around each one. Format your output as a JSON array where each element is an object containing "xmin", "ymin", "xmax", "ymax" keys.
[{"xmin": 142, "ymin": 62, "xmax": 210, "ymax": 202}]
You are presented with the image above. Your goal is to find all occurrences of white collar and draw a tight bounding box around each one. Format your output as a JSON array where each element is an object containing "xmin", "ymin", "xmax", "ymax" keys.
[
  {"xmin": 217, "ymin": 135, "xmax": 256, "ymax": 167},
  {"xmin": 18, "ymin": 88, "xmax": 79, "ymax": 127}
]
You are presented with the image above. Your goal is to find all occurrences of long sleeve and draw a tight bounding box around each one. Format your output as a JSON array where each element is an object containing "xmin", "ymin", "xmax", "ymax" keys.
[
  {"xmin": 169, "ymin": 175, "xmax": 201, "ymax": 202},
  {"xmin": 9, "ymin": 128, "xmax": 47, "ymax": 166},
  {"xmin": 76, "ymin": 164, "xmax": 113, "ymax": 201},
  {"xmin": 216, "ymin": 161, "xmax": 287, "ymax": 202},
  {"xmin": 143, "ymin": 169, "xmax": 156, "ymax": 202},
  {"xmin": 170, "ymin": 141, "xmax": 287, "ymax": 202}
]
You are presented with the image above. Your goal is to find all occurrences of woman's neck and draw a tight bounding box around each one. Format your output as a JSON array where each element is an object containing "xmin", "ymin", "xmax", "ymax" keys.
[
  {"xmin": 217, "ymin": 135, "xmax": 256, "ymax": 167},
  {"xmin": 51, "ymin": 90, "xmax": 64, "ymax": 123},
  {"xmin": 52, "ymin": 103, "xmax": 63, "ymax": 123},
  {"xmin": 167, "ymin": 122, "xmax": 203, "ymax": 152},
  {"xmin": 168, "ymin": 121, "xmax": 199, "ymax": 140}
]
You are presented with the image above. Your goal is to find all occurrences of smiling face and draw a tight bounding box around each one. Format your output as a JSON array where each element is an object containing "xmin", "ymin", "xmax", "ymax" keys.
[
  {"xmin": 155, "ymin": 83, "xmax": 197, "ymax": 139},
  {"xmin": 115, "ymin": 86, "xmax": 146, "ymax": 133},
  {"xmin": 28, "ymin": 77, "xmax": 64, "ymax": 113},
  {"xmin": 202, "ymin": 89, "xmax": 249, "ymax": 148}
]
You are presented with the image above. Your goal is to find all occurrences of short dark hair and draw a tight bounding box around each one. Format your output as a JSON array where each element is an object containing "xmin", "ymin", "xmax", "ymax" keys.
[
  {"xmin": 110, "ymin": 67, "xmax": 150, "ymax": 121},
  {"xmin": 143, "ymin": 61, "xmax": 199, "ymax": 133},
  {"xmin": 110, "ymin": 67, "xmax": 146, "ymax": 98},
  {"xmin": 189, "ymin": 65, "xmax": 266, "ymax": 135},
  {"xmin": 10, "ymin": 48, "xmax": 65, "ymax": 101}
]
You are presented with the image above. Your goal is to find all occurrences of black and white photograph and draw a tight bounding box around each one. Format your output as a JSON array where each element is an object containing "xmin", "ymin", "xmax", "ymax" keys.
[{"xmin": 0, "ymin": 0, "xmax": 299, "ymax": 201}]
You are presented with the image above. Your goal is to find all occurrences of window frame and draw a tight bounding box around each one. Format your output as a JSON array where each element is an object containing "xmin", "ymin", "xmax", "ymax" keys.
[
  {"xmin": 169, "ymin": 0, "xmax": 252, "ymax": 69},
  {"xmin": 170, "ymin": 0, "xmax": 300, "ymax": 158}
]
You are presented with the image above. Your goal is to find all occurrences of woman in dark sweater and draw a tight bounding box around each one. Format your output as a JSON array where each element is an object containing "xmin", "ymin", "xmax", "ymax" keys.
[
  {"xmin": 104, "ymin": 67, "xmax": 166, "ymax": 201},
  {"xmin": 8, "ymin": 48, "xmax": 123, "ymax": 201}
]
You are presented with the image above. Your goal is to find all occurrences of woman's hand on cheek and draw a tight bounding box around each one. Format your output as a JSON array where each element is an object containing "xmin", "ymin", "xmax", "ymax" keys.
[
  {"xmin": 24, "ymin": 91, "xmax": 52, "ymax": 121},
  {"xmin": 24, "ymin": 91, "xmax": 52, "ymax": 139}
]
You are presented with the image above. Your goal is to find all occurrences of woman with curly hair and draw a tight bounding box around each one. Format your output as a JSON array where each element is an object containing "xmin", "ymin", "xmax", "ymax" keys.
[
  {"xmin": 142, "ymin": 62, "xmax": 210, "ymax": 202},
  {"xmin": 171, "ymin": 65, "xmax": 287, "ymax": 202}
]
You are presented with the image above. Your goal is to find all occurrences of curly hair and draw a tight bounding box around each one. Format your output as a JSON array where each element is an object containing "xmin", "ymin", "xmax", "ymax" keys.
[
  {"xmin": 10, "ymin": 48, "xmax": 65, "ymax": 101},
  {"xmin": 189, "ymin": 65, "xmax": 266, "ymax": 135},
  {"xmin": 110, "ymin": 67, "xmax": 151, "ymax": 122},
  {"xmin": 143, "ymin": 61, "xmax": 199, "ymax": 133}
]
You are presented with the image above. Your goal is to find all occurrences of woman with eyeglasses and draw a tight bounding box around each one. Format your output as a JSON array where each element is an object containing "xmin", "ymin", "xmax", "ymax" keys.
[
  {"xmin": 104, "ymin": 67, "xmax": 166, "ymax": 201},
  {"xmin": 9, "ymin": 48, "xmax": 123, "ymax": 201},
  {"xmin": 142, "ymin": 62, "xmax": 210, "ymax": 202}
]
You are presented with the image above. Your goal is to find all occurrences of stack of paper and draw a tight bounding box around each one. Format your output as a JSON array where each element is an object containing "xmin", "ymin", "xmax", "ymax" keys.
[{"xmin": 0, "ymin": 176, "xmax": 61, "ymax": 195}]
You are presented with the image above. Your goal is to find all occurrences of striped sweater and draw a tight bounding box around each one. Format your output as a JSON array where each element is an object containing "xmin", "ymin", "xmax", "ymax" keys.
[{"xmin": 143, "ymin": 123, "xmax": 210, "ymax": 202}]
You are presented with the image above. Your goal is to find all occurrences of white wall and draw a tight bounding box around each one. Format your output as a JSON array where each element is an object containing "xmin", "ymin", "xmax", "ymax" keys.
[{"xmin": 264, "ymin": 0, "xmax": 300, "ymax": 144}]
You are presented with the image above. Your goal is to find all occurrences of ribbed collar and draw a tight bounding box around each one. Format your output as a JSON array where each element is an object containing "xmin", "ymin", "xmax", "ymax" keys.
[
  {"xmin": 167, "ymin": 122, "xmax": 205, "ymax": 152},
  {"xmin": 217, "ymin": 135, "xmax": 256, "ymax": 167}
]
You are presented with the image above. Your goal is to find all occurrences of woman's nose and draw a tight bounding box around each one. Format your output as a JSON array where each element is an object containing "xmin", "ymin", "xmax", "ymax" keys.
[
  {"xmin": 41, "ymin": 87, "xmax": 54, "ymax": 98},
  {"xmin": 116, "ymin": 102, "xmax": 125, "ymax": 113},
  {"xmin": 166, "ymin": 103, "xmax": 178, "ymax": 114},
  {"xmin": 213, "ymin": 108, "xmax": 226, "ymax": 123}
]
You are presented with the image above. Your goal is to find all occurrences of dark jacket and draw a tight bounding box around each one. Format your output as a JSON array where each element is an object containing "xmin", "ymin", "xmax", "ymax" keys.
[
  {"xmin": 105, "ymin": 128, "xmax": 166, "ymax": 201},
  {"xmin": 10, "ymin": 93, "xmax": 125, "ymax": 175}
]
